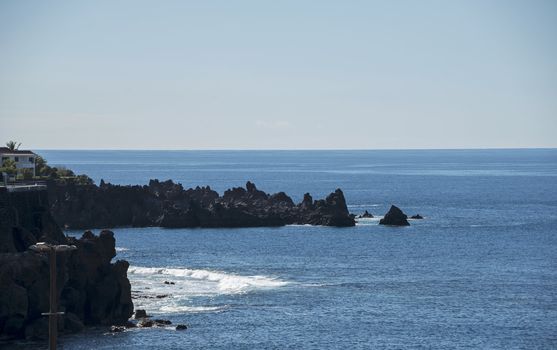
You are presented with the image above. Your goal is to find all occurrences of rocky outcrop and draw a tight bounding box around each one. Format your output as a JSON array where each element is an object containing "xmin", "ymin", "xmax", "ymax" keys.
[
  {"xmin": 379, "ymin": 205, "xmax": 410, "ymax": 226},
  {"xmin": 410, "ymin": 214, "xmax": 423, "ymax": 219},
  {"xmin": 63, "ymin": 231, "xmax": 133, "ymax": 326},
  {"xmin": 296, "ymin": 189, "xmax": 354, "ymax": 227},
  {"xmin": 358, "ymin": 210, "xmax": 373, "ymax": 218},
  {"xmin": 0, "ymin": 188, "xmax": 133, "ymax": 340},
  {"xmin": 47, "ymin": 179, "xmax": 355, "ymax": 229}
]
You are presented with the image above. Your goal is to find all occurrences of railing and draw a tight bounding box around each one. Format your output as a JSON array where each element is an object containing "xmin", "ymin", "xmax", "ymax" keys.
[
  {"xmin": 1, "ymin": 179, "xmax": 47, "ymax": 186},
  {"xmin": 0, "ymin": 180, "xmax": 48, "ymax": 192}
]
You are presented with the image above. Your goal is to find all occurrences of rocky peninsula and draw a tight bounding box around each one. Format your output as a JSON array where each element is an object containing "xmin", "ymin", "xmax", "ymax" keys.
[
  {"xmin": 47, "ymin": 179, "xmax": 355, "ymax": 229},
  {"xmin": 0, "ymin": 177, "xmax": 355, "ymax": 341}
]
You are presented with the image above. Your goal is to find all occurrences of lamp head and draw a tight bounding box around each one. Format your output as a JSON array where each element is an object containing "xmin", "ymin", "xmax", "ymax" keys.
[
  {"xmin": 29, "ymin": 242, "xmax": 77, "ymax": 253},
  {"xmin": 29, "ymin": 242, "xmax": 53, "ymax": 253}
]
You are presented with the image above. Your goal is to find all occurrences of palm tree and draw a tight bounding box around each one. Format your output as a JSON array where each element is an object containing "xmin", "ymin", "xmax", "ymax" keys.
[{"xmin": 5, "ymin": 141, "xmax": 21, "ymax": 151}]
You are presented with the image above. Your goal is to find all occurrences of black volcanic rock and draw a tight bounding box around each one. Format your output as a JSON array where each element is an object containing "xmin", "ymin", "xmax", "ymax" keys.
[
  {"xmin": 134, "ymin": 309, "xmax": 148, "ymax": 319},
  {"xmin": 47, "ymin": 179, "xmax": 355, "ymax": 229},
  {"xmin": 154, "ymin": 319, "xmax": 172, "ymax": 325},
  {"xmin": 269, "ymin": 192, "xmax": 295, "ymax": 207},
  {"xmin": 300, "ymin": 193, "xmax": 314, "ymax": 210},
  {"xmin": 138, "ymin": 319, "xmax": 154, "ymax": 328},
  {"xmin": 0, "ymin": 188, "xmax": 133, "ymax": 340},
  {"xmin": 379, "ymin": 205, "xmax": 410, "ymax": 226},
  {"xmin": 358, "ymin": 210, "xmax": 373, "ymax": 218},
  {"xmin": 300, "ymin": 189, "xmax": 354, "ymax": 227},
  {"xmin": 410, "ymin": 214, "xmax": 423, "ymax": 219}
]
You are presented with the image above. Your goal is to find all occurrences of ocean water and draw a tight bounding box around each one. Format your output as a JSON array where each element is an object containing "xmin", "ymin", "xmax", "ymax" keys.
[{"xmin": 38, "ymin": 149, "xmax": 557, "ymax": 349}]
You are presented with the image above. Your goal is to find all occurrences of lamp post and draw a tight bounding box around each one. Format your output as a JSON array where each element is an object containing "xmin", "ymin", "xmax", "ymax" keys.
[{"xmin": 29, "ymin": 242, "xmax": 77, "ymax": 350}]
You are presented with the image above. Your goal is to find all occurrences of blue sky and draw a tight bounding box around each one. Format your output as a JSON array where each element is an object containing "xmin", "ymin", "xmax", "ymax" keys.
[{"xmin": 0, "ymin": 0, "xmax": 555, "ymax": 149}]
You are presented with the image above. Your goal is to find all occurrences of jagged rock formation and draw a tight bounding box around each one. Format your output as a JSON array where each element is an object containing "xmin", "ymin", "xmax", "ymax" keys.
[
  {"xmin": 358, "ymin": 210, "xmax": 374, "ymax": 218},
  {"xmin": 379, "ymin": 205, "xmax": 410, "ymax": 226},
  {"xmin": 47, "ymin": 179, "xmax": 355, "ymax": 229},
  {"xmin": 0, "ymin": 187, "xmax": 133, "ymax": 340}
]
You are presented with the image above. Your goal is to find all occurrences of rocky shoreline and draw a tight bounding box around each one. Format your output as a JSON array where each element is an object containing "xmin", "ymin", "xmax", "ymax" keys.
[
  {"xmin": 0, "ymin": 178, "xmax": 358, "ymax": 341},
  {"xmin": 47, "ymin": 179, "xmax": 356, "ymax": 230},
  {"xmin": 0, "ymin": 175, "xmax": 419, "ymax": 341}
]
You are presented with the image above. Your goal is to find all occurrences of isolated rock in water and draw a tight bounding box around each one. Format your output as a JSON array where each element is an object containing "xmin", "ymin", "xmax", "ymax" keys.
[
  {"xmin": 379, "ymin": 205, "xmax": 410, "ymax": 226},
  {"xmin": 134, "ymin": 309, "xmax": 148, "ymax": 319},
  {"xmin": 176, "ymin": 324, "xmax": 188, "ymax": 330},
  {"xmin": 358, "ymin": 210, "xmax": 373, "ymax": 218},
  {"xmin": 410, "ymin": 214, "xmax": 423, "ymax": 219}
]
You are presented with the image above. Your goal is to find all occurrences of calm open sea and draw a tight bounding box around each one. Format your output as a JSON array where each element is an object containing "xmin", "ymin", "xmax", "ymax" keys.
[{"xmin": 36, "ymin": 149, "xmax": 557, "ymax": 349}]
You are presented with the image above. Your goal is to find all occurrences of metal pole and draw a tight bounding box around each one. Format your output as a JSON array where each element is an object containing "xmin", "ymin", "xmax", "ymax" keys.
[
  {"xmin": 29, "ymin": 243, "xmax": 75, "ymax": 350},
  {"xmin": 49, "ymin": 248, "xmax": 57, "ymax": 350}
]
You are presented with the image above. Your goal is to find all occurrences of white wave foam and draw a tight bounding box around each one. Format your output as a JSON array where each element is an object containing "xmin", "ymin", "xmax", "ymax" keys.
[
  {"xmin": 347, "ymin": 204, "xmax": 381, "ymax": 208},
  {"xmin": 355, "ymin": 216, "xmax": 382, "ymax": 225},
  {"xmin": 128, "ymin": 266, "xmax": 290, "ymax": 314},
  {"xmin": 129, "ymin": 266, "xmax": 290, "ymax": 294},
  {"xmin": 159, "ymin": 305, "xmax": 227, "ymax": 313},
  {"xmin": 115, "ymin": 247, "xmax": 129, "ymax": 252}
]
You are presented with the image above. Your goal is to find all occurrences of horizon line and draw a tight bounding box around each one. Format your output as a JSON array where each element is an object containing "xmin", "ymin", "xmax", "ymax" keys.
[{"xmin": 32, "ymin": 146, "xmax": 557, "ymax": 152}]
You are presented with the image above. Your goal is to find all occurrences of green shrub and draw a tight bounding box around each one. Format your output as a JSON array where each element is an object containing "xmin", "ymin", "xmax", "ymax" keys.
[
  {"xmin": 0, "ymin": 159, "xmax": 17, "ymax": 176},
  {"xmin": 75, "ymin": 174, "xmax": 94, "ymax": 185},
  {"xmin": 21, "ymin": 168, "xmax": 34, "ymax": 180},
  {"xmin": 55, "ymin": 166, "xmax": 75, "ymax": 178}
]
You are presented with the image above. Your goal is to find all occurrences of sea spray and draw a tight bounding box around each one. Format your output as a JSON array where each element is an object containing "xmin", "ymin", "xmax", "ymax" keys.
[{"xmin": 128, "ymin": 266, "xmax": 291, "ymax": 314}]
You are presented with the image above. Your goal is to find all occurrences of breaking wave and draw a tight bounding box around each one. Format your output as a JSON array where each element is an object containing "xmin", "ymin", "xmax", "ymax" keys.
[
  {"xmin": 129, "ymin": 266, "xmax": 290, "ymax": 294},
  {"xmin": 355, "ymin": 216, "xmax": 382, "ymax": 226},
  {"xmin": 128, "ymin": 266, "xmax": 290, "ymax": 314},
  {"xmin": 159, "ymin": 305, "xmax": 228, "ymax": 313},
  {"xmin": 347, "ymin": 204, "xmax": 381, "ymax": 208}
]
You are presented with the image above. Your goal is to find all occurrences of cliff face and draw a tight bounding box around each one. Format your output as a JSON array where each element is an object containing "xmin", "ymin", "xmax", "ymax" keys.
[
  {"xmin": 0, "ymin": 187, "xmax": 133, "ymax": 340},
  {"xmin": 0, "ymin": 188, "xmax": 65, "ymax": 253},
  {"xmin": 48, "ymin": 179, "xmax": 355, "ymax": 230}
]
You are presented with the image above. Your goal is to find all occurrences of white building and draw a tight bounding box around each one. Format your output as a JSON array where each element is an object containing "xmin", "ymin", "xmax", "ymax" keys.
[{"xmin": 0, "ymin": 147, "xmax": 37, "ymax": 177}]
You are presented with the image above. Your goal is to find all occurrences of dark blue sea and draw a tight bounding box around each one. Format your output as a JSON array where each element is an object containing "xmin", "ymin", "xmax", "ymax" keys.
[{"xmin": 38, "ymin": 149, "xmax": 557, "ymax": 349}]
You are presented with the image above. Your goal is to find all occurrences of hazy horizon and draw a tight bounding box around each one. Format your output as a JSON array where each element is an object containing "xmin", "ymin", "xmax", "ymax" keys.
[
  {"xmin": 28, "ymin": 146, "xmax": 557, "ymax": 152},
  {"xmin": 1, "ymin": 1, "xmax": 556, "ymax": 150}
]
